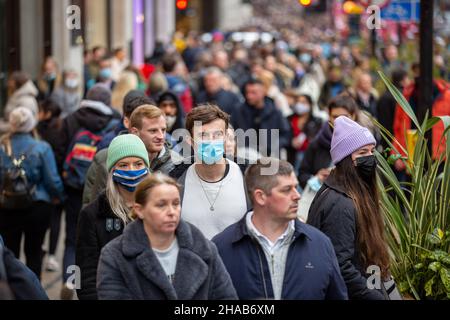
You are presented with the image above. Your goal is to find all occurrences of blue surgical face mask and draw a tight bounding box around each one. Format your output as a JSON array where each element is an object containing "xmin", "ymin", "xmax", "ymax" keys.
[
  {"xmin": 99, "ymin": 68, "xmax": 112, "ymax": 80},
  {"xmin": 294, "ymin": 103, "xmax": 310, "ymax": 115},
  {"xmin": 112, "ymin": 168, "xmax": 149, "ymax": 192},
  {"xmin": 197, "ymin": 140, "xmax": 225, "ymax": 165}
]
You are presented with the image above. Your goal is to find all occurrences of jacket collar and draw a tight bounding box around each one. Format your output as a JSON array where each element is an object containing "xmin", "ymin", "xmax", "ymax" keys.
[
  {"xmin": 121, "ymin": 219, "xmax": 211, "ymax": 299},
  {"xmin": 150, "ymin": 145, "xmax": 170, "ymax": 171},
  {"xmin": 231, "ymin": 212, "xmax": 313, "ymax": 244}
]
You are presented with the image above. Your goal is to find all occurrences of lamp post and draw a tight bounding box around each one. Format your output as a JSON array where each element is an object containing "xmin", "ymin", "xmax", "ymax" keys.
[{"xmin": 418, "ymin": 0, "xmax": 433, "ymax": 124}]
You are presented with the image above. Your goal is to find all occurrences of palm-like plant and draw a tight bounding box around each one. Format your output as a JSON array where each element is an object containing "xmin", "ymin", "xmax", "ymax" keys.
[{"xmin": 374, "ymin": 72, "xmax": 450, "ymax": 300}]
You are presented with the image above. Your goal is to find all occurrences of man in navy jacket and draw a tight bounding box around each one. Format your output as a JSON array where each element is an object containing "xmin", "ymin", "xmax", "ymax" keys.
[
  {"xmin": 212, "ymin": 159, "xmax": 348, "ymax": 300},
  {"xmin": 0, "ymin": 236, "xmax": 48, "ymax": 300},
  {"xmin": 231, "ymin": 79, "xmax": 291, "ymax": 157}
]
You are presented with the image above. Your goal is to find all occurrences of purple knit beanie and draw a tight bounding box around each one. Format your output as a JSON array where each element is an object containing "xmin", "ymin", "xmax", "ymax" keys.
[{"xmin": 330, "ymin": 116, "xmax": 376, "ymax": 164}]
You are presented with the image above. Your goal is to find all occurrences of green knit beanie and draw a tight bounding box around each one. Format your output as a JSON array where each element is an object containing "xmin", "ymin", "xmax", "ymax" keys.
[{"xmin": 107, "ymin": 134, "xmax": 150, "ymax": 172}]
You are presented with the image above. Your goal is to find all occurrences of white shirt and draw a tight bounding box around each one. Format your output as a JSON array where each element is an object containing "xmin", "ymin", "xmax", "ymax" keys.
[
  {"xmin": 181, "ymin": 159, "xmax": 248, "ymax": 240},
  {"xmin": 246, "ymin": 211, "xmax": 295, "ymax": 300},
  {"xmin": 153, "ymin": 238, "xmax": 179, "ymax": 284},
  {"xmin": 245, "ymin": 212, "xmax": 295, "ymax": 255}
]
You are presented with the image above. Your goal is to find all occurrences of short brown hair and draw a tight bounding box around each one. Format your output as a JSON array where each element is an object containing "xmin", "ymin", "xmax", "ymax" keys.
[
  {"xmin": 130, "ymin": 105, "xmax": 165, "ymax": 130},
  {"xmin": 245, "ymin": 158, "xmax": 295, "ymax": 204},
  {"xmin": 185, "ymin": 104, "xmax": 230, "ymax": 137}
]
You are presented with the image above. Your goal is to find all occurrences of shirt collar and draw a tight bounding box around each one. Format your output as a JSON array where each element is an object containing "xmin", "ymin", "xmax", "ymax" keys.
[{"xmin": 245, "ymin": 211, "xmax": 295, "ymax": 249}]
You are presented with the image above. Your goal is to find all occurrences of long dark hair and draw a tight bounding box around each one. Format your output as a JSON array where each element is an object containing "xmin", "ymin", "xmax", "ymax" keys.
[{"xmin": 332, "ymin": 155, "xmax": 390, "ymax": 279}]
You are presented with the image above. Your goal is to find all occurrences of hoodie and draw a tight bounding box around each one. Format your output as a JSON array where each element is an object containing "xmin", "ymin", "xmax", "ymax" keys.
[
  {"xmin": 59, "ymin": 99, "xmax": 119, "ymax": 163},
  {"xmin": 298, "ymin": 122, "xmax": 333, "ymax": 189},
  {"xmin": 157, "ymin": 91, "xmax": 186, "ymax": 134}
]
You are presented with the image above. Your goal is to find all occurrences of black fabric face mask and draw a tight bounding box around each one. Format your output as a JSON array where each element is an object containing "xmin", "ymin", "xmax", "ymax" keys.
[{"xmin": 355, "ymin": 155, "xmax": 377, "ymax": 181}]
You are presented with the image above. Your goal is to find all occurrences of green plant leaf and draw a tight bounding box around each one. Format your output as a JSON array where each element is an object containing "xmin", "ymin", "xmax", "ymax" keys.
[
  {"xmin": 414, "ymin": 263, "xmax": 424, "ymax": 271},
  {"xmin": 425, "ymin": 117, "xmax": 442, "ymax": 132},
  {"xmin": 440, "ymin": 268, "xmax": 450, "ymax": 294},
  {"xmin": 425, "ymin": 276, "xmax": 435, "ymax": 297},
  {"xmin": 429, "ymin": 262, "xmax": 442, "ymax": 272},
  {"xmin": 378, "ymin": 71, "xmax": 422, "ymax": 133},
  {"xmin": 427, "ymin": 228, "xmax": 445, "ymax": 245}
]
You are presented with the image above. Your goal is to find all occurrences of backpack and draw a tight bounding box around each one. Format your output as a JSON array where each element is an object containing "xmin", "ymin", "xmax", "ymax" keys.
[
  {"xmin": 63, "ymin": 119, "xmax": 119, "ymax": 190},
  {"xmin": 0, "ymin": 139, "xmax": 36, "ymax": 210}
]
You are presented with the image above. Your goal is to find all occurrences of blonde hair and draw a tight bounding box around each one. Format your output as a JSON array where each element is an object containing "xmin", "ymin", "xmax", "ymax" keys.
[
  {"xmin": 106, "ymin": 171, "xmax": 134, "ymax": 225},
  {"xmin": 129, "ymin": 105, "xmax": 165, "ymax": 130},
  {"xmin": 111, "ymin": 71, "xmax": 139, "ymax": 113}
]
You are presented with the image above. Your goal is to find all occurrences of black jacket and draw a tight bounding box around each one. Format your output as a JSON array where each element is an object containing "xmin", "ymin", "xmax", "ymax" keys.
[
  {"xmin": 76, "ymin": 191, "xmax": 126, "ymax": 300},
  {"xmin": 307, "ymin": 174, "xmax": 386, "ymax": 300},
  {"xmin": 37, "ymin": 118, "xmax": 66, "ymax": 173},
  {"xmin": 376, "ymin": 91, "xmax": 397, "ymax": 149},
  {"xmin": 298, "ymin": 122, "xmax": 333, "ymax": 189},
  {"xmin": 59, "ymin": 100, "xmax": 120, "ymax": 159},
  {"xmin": 196, "ymin": 89, "xmax": 241, "ymax": 116},
  {"xmin": 156, "ymin": 91, "xmax": 186, "ymax": 135},
  {"xmin": 231, "ymin": 97, "xmax": 291, "ymax": 156}
]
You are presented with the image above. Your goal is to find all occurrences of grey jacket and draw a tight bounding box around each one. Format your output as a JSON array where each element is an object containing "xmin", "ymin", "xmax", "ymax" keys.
[
  {"xmin": 82, "ymin": 145, "xmax": 183, "ymax": 207},
  {"xmin": 97, "ymin": 219, "xmax": 238, "ymax": 300},
  {"xmin": 82, "ymin": 148, "xmax": 108, "ymax": 207}
]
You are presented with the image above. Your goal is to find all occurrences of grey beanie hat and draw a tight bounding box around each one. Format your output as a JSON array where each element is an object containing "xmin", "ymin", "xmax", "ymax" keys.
[
  {"xmin": 86, "ymin": 83, "xmax": 112, "ymax": 106},
  {"xmin": 9, "ymin": 107, "xmax": 37, "ymax": 133}
]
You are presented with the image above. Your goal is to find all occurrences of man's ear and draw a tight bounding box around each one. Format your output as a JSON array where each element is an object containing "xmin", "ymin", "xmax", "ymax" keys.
[
  {"xmin": 253, "ymin": 189, "xmax": 266, "ymax": 207},
  {"xmin": 123, "ymin": 117, "xmax": 130, "ymax": 129},
  {"xmin": 186, "ymin": 135, "xmax": 194, "ymax": 147},
  {"xmin": 129, "ymin": 127, "xmax": 139, "ymax": 135}
]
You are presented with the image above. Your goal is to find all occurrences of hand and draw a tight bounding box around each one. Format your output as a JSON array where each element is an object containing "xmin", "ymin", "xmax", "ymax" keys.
[
  {"xmin": 292, "ymin": 138, "xmax": 302, "ymax": 149},
  {"xmin": 394, "ymin": 159, "xmax": 406, "ymax": 172},
  {"xmin": 316, "ymin": 168, "xmax": 331, "ymax": 183},
  {"xmin": 52, "ymin": 198, "xmax": 61, "ymax": 205}
]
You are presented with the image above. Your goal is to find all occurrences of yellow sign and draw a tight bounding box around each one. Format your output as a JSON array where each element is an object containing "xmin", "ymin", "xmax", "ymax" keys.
[{"xmin": 405, "ymin": 129, "xmax": 418, "ymax": 167}]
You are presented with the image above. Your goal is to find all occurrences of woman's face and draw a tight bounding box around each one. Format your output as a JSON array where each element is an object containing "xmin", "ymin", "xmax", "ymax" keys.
[
  {"xmin": 114, "ymin": 157, "xmax": 146, "ymax": 171},
  {"xmin": 351, "ymin": 144, "xmax": 376, "ymax": 163},
  {"xmin": 135, "ymin": 184, "xmax": 181, "ymax": 235},
  {"xmin": 329, "ymin": 107, "xmax": 355, "ymax": 125}
]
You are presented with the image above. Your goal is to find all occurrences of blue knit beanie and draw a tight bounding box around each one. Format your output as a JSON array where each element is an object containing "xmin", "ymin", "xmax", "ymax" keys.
[{"xmin": 330, "ymin": 116, "xmax": 376, "ymax": 165}]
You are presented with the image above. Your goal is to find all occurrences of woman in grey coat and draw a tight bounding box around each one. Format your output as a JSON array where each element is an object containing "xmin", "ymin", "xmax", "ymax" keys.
[{"xmin": 97, "ymin": 174, "xmax": 238, "ymax": 300}]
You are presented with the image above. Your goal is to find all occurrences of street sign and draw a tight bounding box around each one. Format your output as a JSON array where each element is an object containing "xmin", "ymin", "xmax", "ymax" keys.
[
  {"xmin": 359, "ymin": 0, "xmax": 391, "ymax": 9},
  {"xmin": 380, "ymin": 0, "xmax": 420, "ymax": 22}
]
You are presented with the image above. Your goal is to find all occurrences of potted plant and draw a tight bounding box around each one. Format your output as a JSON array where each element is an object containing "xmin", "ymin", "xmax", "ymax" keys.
[{"xmin": 373, "ymin": 72, "xmax": 450, "ymax": 300}]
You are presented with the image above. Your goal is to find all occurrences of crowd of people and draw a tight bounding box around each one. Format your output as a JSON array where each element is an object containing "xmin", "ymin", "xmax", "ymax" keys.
[{"xmin": 1, "ymin": 23, "xmax": 450, "ymax": 301}]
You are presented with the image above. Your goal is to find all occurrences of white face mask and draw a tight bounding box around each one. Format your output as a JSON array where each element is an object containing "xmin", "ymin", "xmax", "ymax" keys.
[
  {"xmin": 65, "ymin": 79, "xmax": 79, "ymax": 89},
  {"xmin": 294, "ymin": 103, "xmax": 310, "ymax": 115},
  {"xmin": 166, "ymin": 116, "xmax": 177, "ymax": 131}
]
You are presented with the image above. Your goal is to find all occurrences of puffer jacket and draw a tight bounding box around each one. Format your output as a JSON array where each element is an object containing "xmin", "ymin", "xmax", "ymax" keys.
[
  {"xmin": 4, "ymin": 81, "xmax": 39, "ymax": 120},
  {"xmin": 307, "ymin": 173, "xmax": 386, "ymax": 300}
]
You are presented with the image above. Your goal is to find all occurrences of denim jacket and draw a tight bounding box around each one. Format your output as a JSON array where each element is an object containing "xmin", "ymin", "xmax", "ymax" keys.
[{"xmin": 0, "ymin": 133, "xmax": 65, "ymax": 204}]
